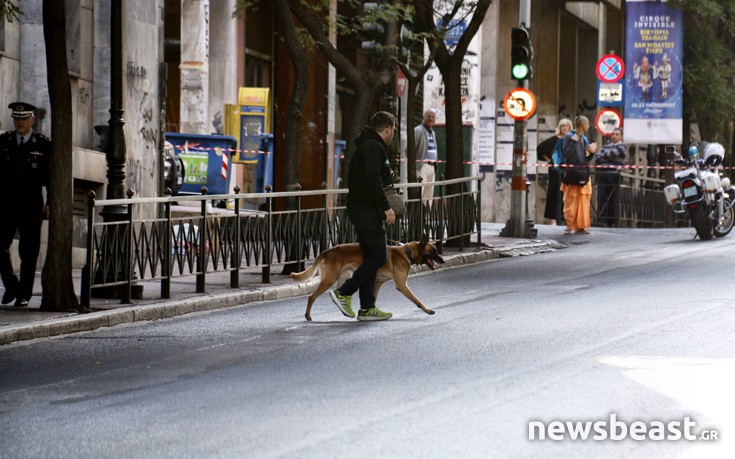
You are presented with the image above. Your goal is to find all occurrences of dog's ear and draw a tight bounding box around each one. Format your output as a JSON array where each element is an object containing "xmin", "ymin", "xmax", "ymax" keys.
[{"xmin": 419, "ymin": 233, "xmax": 429, "ymax": 249}]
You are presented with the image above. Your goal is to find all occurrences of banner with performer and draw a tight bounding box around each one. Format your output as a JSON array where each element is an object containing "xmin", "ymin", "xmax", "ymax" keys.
[{"xmin": 623, "ymin": 0, "xmax": 683, "ymax": 144}]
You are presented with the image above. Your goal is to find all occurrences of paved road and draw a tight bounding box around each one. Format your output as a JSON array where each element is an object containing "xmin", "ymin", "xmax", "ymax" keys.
[{"xmin": 1, "ymin": 226, "xmax": 733, "ymax": 458}]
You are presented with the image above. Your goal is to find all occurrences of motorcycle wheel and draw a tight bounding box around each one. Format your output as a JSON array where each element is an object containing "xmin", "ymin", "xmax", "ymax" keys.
[
  {"xmin": 713, "ymin": 198, "xmax": 735, "ymax": 237},
  {"xmin": 689, "ymin": 204, "xmax": 713, "ymax": 240}
]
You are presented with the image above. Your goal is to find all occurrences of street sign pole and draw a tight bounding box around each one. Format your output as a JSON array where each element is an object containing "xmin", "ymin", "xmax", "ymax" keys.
[
  {"xmin": 501, "ymin": 0, "xmax": 536, "ymax": 238},
  {"xmin": 500, "ymin": 116, "xmax": 533, "ymax": 238}
]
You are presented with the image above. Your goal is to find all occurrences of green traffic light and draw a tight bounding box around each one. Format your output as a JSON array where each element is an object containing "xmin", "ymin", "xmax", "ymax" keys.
[{"xmin": 512, "ymin": 63, "xmax": 530, "ymax": 80}]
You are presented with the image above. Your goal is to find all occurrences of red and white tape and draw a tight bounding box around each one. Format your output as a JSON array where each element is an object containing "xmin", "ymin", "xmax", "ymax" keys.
[{"xmin": 333, "ymin": 156, "xmax": 735, "ymax": 171}]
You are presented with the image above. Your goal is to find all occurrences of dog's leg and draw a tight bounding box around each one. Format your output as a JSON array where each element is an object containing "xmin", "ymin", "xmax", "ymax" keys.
[
  {"xmin": 393, "ymin": 271, "xmax": 435, "ymax": 315},
  {"xmin": 374, "ymin": 281, "xmax": 384, "ymax": 301},
  {"xmin": 304, "ymin": 263, "xmax": 341, "ymax": 321}
]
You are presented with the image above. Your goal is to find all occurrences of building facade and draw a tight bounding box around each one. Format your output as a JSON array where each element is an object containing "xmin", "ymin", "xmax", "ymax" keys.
[{"xmin": 0, "ymin": 0, "xmax": 623, "ymax": 268}]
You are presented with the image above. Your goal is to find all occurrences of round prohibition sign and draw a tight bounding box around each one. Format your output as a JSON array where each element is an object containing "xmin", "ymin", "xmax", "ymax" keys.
[
  {"xmin": 503, "ymin": 87, "xmax": 537, "ymax": 121},
  {"xmin": 596, "ymin": 108, "xmax": 623, "ymax": 137},
  {"xmin": 596, "ymin": 54, "xmax": 625, "ymax": 83}
]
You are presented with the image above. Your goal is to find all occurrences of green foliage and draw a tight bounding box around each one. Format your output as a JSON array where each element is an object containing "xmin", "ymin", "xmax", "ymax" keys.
[
  {"xmin": 671, "ymin": 0, "xmax": 735, "ymax": 143},
  {"xmin": 1, "ymin": 0, "xmax": 22, "ymax": 22}
]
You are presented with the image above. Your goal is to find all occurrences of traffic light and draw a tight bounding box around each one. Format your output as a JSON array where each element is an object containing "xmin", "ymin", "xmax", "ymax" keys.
[
  {"xmin": 399, "ymin": 20, "xmax": 414, "ymax": 62},
  {"xmin": 361, "ymin": 3, "xmax": 387, "ymax": 54},
  {"xmin": 511, "ymin": 27, "xmax": 533, "ymax": 81}
]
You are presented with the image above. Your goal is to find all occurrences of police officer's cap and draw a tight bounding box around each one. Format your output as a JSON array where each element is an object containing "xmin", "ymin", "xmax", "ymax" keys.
[{"xmin": 8, "ymin": 102, "xmax": 36, "ymax": 119}]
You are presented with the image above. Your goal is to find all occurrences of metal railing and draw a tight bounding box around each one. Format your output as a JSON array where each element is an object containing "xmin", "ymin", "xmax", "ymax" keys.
[
  {"xmin": 81, "ymin": 176, "xmax": 482, "ymax": 307},
  {"xmin": 591, "ymin": 171, "xmax": 686, "ymax": 228}
]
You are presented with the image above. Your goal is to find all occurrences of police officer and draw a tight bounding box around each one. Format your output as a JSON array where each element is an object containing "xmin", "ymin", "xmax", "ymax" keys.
[{"xmin": 0, "ymin": 102, "xmax": 51, "ymax": 307}]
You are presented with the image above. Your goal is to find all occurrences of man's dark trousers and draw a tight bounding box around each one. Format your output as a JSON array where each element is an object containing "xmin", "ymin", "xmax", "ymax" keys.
[
  {"xmin": 596, "ymin": 172, "xmax": 620, "ymax": 227},
  {"xmin": 339, "ymin": 208, "xmax": 387, "ymax": 310},
  {"xmin": 0, "ymin": 204, "xmax": 43, "ymax": 301}
]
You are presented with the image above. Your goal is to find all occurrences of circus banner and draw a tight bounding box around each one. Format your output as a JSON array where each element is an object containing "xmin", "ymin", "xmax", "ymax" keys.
[{"xmin": 624, "ymin": 0, "xmax": 683, "ymax": 144}]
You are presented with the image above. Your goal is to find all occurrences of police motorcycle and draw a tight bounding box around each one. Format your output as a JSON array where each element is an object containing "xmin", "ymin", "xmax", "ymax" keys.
[{"xmin": 663, "ymin": 142, "xmax": 735, "ymax": 240}]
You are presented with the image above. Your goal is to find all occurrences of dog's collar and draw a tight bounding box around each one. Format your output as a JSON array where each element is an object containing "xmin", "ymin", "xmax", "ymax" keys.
[{"xmin": 403, "ymin": 246, "xmax": 415, "ymax": 264}]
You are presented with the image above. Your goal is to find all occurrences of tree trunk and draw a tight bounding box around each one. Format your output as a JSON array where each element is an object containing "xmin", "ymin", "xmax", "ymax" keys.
[
  {"xmin": 287, "ymin": 0, "xmax": 393, "ymax": 185},
  {"xmin": 275, "ymin": 0, "xmax": 307, "ymax": 193},
  {"xmin": 40, "ymin": 0, "xmax": 82, "ymax": 312},
  {"xmin": 441, "ymin": 60, "xmax": 465, "ymax": 183},
  {"xmin": 415, "ymin": 0, "xmax": 491, "ymax": 185},
  {"xmin": 341, "ymin": 82, "xmax": 383, "ymax": 177},
  {"xmin": 274, "ymin": 0, "xmax": 308, "ymax": 274}
]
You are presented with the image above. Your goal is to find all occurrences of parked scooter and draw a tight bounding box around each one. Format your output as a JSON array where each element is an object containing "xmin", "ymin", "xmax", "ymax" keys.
[{"xmin": 663, "ymin": 142, "xmax": 735, "ymax": 240}]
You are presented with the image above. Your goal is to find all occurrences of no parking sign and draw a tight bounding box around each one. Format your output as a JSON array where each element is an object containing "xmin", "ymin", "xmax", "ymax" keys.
[{"xmin": 596, "ymin": 54, "xmax": 625, "ymax": 83}]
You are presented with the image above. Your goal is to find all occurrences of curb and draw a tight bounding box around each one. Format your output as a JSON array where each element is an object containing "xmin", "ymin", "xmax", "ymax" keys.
[{"xmin": 0, "ymin": 240, "xmax": 562, "ymax": 345}]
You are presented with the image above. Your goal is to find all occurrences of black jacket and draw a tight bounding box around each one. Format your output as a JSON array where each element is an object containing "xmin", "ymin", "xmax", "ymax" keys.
[
  {"xmin": 347, "ymin": 127, "xmax": 391, "ymax": 216},
  {"xmin": 0, "ymin": 130, "xmax": 51, "ymax": 210},
  {"xmin": 561, "ymin": 133, "xmax": 592, "ymax": 185}
]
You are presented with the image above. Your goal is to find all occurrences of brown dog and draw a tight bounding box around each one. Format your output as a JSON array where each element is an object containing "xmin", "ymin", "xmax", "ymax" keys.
[{"xmin": 290, "ymin": 237, "xmax": 445, "ymax": 321}]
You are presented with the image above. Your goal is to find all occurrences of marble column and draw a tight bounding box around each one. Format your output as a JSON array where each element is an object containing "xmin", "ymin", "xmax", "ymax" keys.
[
  {"xmin": 208, "ymin": 0, "xmax": 237, "ymax": 135},
  {"xmin": 180, "ymin": 0, "xmax": 209, "ymax": 134}
]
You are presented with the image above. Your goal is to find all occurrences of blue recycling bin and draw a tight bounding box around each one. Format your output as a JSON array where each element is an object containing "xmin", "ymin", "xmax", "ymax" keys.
[
  {"xmin": 334, "ymin": 139, "xmax": 346, "ymax": 188},
  {"xmin": 165, "ymin": 132, "xmax": 237, "ymax": 195},
  {"xmin": 257, "ymin": 134, "xmax": 274, "ymax": 193}
]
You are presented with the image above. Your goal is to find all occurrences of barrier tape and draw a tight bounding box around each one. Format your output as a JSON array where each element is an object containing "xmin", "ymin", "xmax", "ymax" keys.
[
  {"xmin": 171, "ymin": 145, "xmax": 734, "ymax": 171},
  {"xmin": 335, "ymin": 156, "xmax": 735, "ymax": 171}
]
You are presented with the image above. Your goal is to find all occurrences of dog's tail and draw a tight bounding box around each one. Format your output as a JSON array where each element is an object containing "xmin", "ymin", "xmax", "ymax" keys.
[{"xmin": 289, "ymin": 252, "xmax": 326, "ymax": 283}]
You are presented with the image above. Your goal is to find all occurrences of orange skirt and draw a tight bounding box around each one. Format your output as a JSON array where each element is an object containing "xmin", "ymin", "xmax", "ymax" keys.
[{"xmin": 560, "ymin": 181, "xmax": 592, "ymax": 231}]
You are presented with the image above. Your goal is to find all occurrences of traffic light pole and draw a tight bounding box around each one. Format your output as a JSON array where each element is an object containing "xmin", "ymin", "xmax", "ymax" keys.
[
  {"xmin": 500, "ymin": 112, "xmax": 536, "ymax": 238},
  {"xmin": 501, "ymin": 0, "xmax": 536, "ymax": 238}
]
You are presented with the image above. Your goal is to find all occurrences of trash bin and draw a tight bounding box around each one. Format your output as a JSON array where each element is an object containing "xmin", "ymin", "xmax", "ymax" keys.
[
  {"xmin": 163, "ymin": 140, "xmax": 185, "ymax": 195},
  {"xmin": 334, "ymin": 140, "xmax": 346, "ymax": 188},
  {"xmin": 257, "ymin": 134, "xmax": 274, "ymax": 193},
  {"xmin": 165, "ymin": 132, "xmax": 237, "ymax": 195}
]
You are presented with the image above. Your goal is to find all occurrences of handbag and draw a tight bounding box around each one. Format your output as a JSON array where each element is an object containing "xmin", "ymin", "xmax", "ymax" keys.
[
  {"xmin": 562, "ymin": 166, "xmax": 590, "ymax": 186},
  {"xmin": 384, "ymin": 185, "xmax": 406, "ymax": 217}
]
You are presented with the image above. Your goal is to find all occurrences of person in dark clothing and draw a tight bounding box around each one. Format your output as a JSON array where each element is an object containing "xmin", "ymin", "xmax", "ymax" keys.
[
  {"xmin": 330, "ymin": 111, "xmax": 396, "ymax": 321},
  {"xmin": 594, "ymin": 128, "xmax": 627, "ymax": 227},
  {"xmin": 538, "ymin": 118, "xmax": 572, "ymax": 225},
  {"xmin": 0, "ymin": 102, "xmax": 51, "ymax": 307}
]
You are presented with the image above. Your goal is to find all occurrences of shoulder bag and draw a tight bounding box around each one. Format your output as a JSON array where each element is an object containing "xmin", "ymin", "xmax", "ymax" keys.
[{"xmin": 383, "ymin": 185, "xmax": 406, "ymax": 217}]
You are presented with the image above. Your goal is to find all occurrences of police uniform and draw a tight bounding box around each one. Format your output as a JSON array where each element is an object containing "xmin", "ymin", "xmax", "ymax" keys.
[{"xmin": 0, "ymin": 102, "xmax": 51, "ymax": 306}]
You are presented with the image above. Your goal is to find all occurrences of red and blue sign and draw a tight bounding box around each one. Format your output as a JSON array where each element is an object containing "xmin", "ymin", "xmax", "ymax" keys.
[{"xmin": 596, "ymin": 54, "xmax": 625, "ymax": 83}]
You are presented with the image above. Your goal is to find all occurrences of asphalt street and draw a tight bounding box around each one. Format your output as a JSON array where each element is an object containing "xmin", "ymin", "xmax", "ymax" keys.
[{"xmin": 1, "ymin": 225, "xmax": 733, "ymax": 458}]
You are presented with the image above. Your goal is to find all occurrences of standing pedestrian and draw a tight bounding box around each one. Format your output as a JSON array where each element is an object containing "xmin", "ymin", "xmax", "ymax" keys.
[
  {"xmin": 594, "ymin": 128, "xmax": 626, "ymax": 227},
  {"xmin": 560, "ymin": 115, "xmax": 596, "ymax": 234},
  {"xmin": 538, "ymin": 118, "xmax": 572, "ymax": 225},
  {"xmin": 0, "ymin": 102, "xmax": 51, "ymax": 307},
  {"xmin": 414, "ymin": 109, "xmax": 438, "ymax": 205},
  {"xmin": 330, "ymin": 111, "xmax": 396, "ymax": 321}
]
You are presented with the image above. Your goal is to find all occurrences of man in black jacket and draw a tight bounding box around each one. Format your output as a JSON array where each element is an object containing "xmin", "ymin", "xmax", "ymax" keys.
[
  {"xmin": 330, "ymin": 111, "xmax": 396, "ymax": 321},
  {"xmin": 0, "ymin": 102, "xmax": 51, "ymax": 307}
]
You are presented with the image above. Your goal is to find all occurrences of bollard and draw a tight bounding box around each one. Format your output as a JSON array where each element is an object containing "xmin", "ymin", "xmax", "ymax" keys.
[
  {"xmin": 197, "ymin": 187, "xmax": 208, "ymax": 293},
  {"xmin": 231, "ymin": 185, "xmax": 241, "ymax": 288},
  {"xmin": 162, "ymin": 187, "xmax": 172, "ymax": 299}
]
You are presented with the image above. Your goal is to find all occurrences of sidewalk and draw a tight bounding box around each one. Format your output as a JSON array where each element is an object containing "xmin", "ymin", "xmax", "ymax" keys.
[{"xmin": 0, "ymin": 223, "xmax": 567, "ymax": 345}]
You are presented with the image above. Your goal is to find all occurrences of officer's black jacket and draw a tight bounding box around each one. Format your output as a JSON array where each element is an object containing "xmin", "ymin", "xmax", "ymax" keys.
[{"xmin": 0, "ymin": 130, "xmax": 51, "ymax": 210}]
